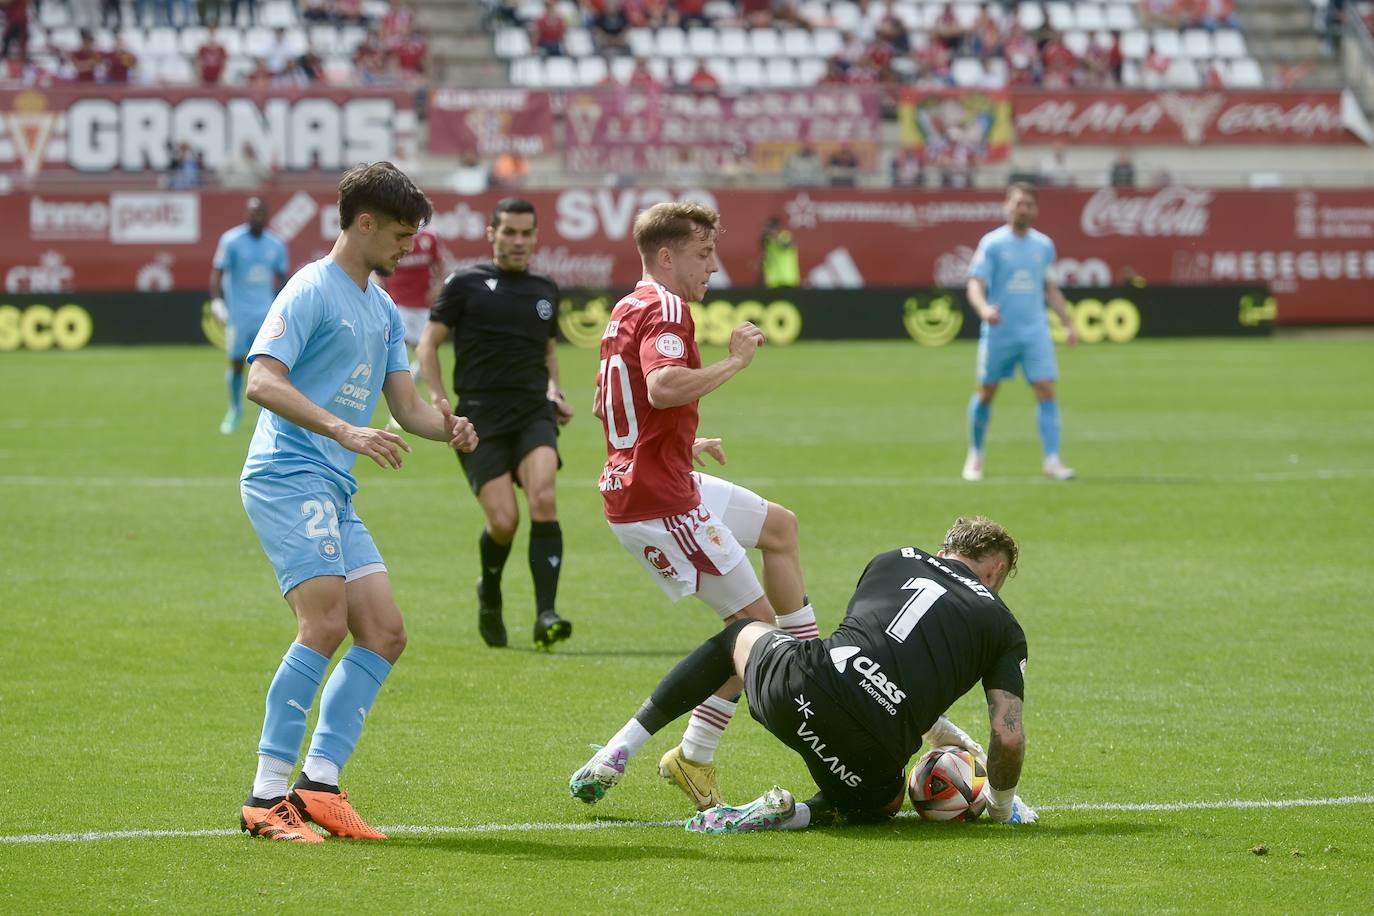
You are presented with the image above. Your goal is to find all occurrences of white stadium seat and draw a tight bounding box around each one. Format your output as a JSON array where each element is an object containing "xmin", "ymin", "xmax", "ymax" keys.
[
  {"xmin": 799, "ymin": 0, "xmax": 828, "ymax": 27},
  {"xmin": 797, "ymin": 57, "xmax": 827, "ymax": 84},
  {"xmin": 1213, "ymin": 30, "xmax": 1247, "ymax": 58},
  {"xmin": 1151, "ymin": 29, "xmax": 1182, "ymax": 58},
  {"xmin": 951, "ymin": 57, "xmax": 984, "ymax": 86},
  {"xmin": 578, "ymin": 55, "xmax": 608, "ymax": 84},
  {"xmin": 610, "ymin": 56, "xmax": 637, "ymax": 82},
  {"xmin": 260, "ymin": 1, "xmax": 297, "ymax": 28},
  {"xmin": 733, "ymin": 57, "xmax": 765, "ymax": 87},
  {"xmin": 1046, "ymin": 1, "xmax": 1075, "ymax": 31},
  {"xmin": 1063, "ymin": 29, "xmax": 1090, "ymax": 57},
  {"xmin": 717, "ymin": 27, "xmax": 749, "ymax": 56},
  {"xmin": 671, "ymin": 56, "xmax": 699, "ymax": 84},
  {"xmin": 1181, "ymin": 29, "xmax": 1213, "ymax": 58},
  {"xmin": 829, "ymin": 1, "xmax": 862, "ymax": 32},
  {"xmin": 765, "ymin": 56, "xmax": 799, "ymax": 86},
  {"xmin": 812, "ymin": 27, "xmax": 843, "ymax": 58},
  {"xmin": 704, "ymin": 56, "xmax": 734, "ymax": 84},
  {"xmin": 543, "ymin": 55, "xmax": 578, "ymax": 87},
  {"xmin": 655, "ymin": 27, "xmax": 688, "ymax": 57},
  {"xmin": 750, "ymin": 27, "xmax": 783, "ymax": 57},
  {"xmin": 1226, "ymin": 57, "xmax": 1264, "ymax": 87},
  {"xmin": 494, "ymin": 28, "xmax": 531, "ymax": 58},
  {"xmin": 1105, "ymin": 3, "xmax": 1138, "ymax": 29},
  {"xmin": 687, "ymin": 28, "xmax": 718, "ymax": 57},
  {"xmin": 1075, "ymin": 3, "xmax": 1106, "ymax": 31},
  {"xmin": 1017, "ymin": 3, "xmax": 1045, "ymax": 31},
  {"xmin": 146, "ymin": 27, "xmax": 180, "ymax": 58},
  {"xmin": 563, "ymin": 28, "xmax": 594, "ymax": 56},
  {"xmin": 1120, "ymin": 29, "xmax": 1149, "ymax": 59},
  {"xmin": 509, "ymin": 57, "xmax": 541, "ymax": 86},
  {"xmin": 626, "ymin": 27, "xmax": 655, "ymax": 57},
  {"xmin": 782, "ymin": 28, "xmax": 814, "ymax": 57},
  {"xmin": 1163, "ymin": 57, "xmax": 1200, "ymax": 87}
]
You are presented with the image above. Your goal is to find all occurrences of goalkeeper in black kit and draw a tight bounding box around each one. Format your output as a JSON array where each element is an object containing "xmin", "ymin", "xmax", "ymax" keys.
[{"xmin": 568, "ymin": 516, "xmax": 1039, "ymax": 831}]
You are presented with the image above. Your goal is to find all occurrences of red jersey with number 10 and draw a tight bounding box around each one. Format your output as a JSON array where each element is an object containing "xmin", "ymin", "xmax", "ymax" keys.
[{"xmin": 597, "ymin": 281, "xmax": 701, "ymax": 523}]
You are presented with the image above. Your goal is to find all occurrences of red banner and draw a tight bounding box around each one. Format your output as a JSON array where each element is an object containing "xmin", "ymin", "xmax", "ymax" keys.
[
  {"xmin": 561, "ymin": 88, "xmax": 881, "ymax": 174},
  {"xmin": 1012, "ymin": 90, "xmax": 1359, "ymax": 145},
  {"xmin": 897, "ymin": 88, "xmax": 1013, "ymax": 164},
  {"xmin": 0, "ymin": 86, "xmax": 417, "ymax": 176},
  {"xmin": 426, "ymin": 89, "xmax": 555, "ymax": 157},
  {"xmin": 3, "ymin": 187, "xmax": 1372, "ymax": 324}
]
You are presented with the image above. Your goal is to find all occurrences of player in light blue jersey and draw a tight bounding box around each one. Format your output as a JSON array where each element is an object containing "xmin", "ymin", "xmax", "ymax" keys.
[
  {"xmin": 963, "ymin": 183, "xmax": 1078, "ymax": 482},
  {"xmin": 235, "ymin": 163, "xmax": 479, "ymax": 843},
  {"xmin": 210, "ymin": 197, "xmax": 289, "ymax": 434}
]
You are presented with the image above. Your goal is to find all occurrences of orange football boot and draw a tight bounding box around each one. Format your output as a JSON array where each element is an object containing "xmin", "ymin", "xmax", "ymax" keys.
[
  {"xmin": 289, "ymin": 777, "xmax": 387, "ymax": 840},
  {"xmin": 240, "ymin": 796, "xmax": 324, "ymax": 843}
]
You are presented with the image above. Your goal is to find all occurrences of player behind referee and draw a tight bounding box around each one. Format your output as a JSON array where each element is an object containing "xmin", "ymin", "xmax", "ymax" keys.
[{"xmin": 416, "ymin": 198, "xmax": 574, "ymax": 650}]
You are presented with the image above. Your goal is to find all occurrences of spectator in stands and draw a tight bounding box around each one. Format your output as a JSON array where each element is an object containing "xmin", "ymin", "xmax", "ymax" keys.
[
  {"xmin": 890, "ymin": 145, "xmax": 924, "ymax": 187},
  {"xmin": 969, "ymin": 4, "xmax": 1001, "ymax": 57},
  {"xmin": 380, "ymin": 0, "xmax": 417, "ymax": 43},
  {"xmin": 196, "ymin": 25, "xmax": 228, "ymax": 83},
  {"xmin": 820, "ymin": 54, "xmax": 848, "ymax": 84},
  {"xmin": 199, "ymin": 0, "xmax": 225, "ymax": 25},
  {"xmin": 71, "ymin": 0, "xmax": 100, "ymax": 28},
  {"xmin": 230, "ymin": 0, "xmax": 257, "ymax": 26},
  {"xmin": 1276, "ymin": 60, "xmax": 1315, "ymax": 88},
  {"xmin": 101, "ymin": 0, "xmax": 123, "ymax": 28},
  {"xmin": 1140, "ymin": 0, "xmax": 1180, "ymax": 29},
  {"xmin": 1037, "ymin": 141, "xmax": 1071, "ymax": 186},
  {"xmin": 296, "ymin": 38, "xmax": 326, "ymax": 82},
  {"xmin": 1108, "ymin": 148, "xmax": 1136, "ymax": 187},
  {"xmin": 222, "ymin": 140, "xmax": 273, "ymax": 190},
  {"xmin": 336, "ymin": 0, "xmax": 371, "ymax": 25},
  {"xmin": 782, "ymin": 143, "xmax": 825, "ymax": 186},
  {"xmin": 934, "ymin": 141, "xmax": 973, "ymax": 187},
  {"xmin": 720, "ymin": 140, "xmax": 755, "ymax": 185},
  {"xmin": 737, "ymin": 0, "xmax": 773, "ymax": 28},
  {"xmin": 104, "ymin": 31, "xmax": 137, "ymax": 82},
  {"xmin": 1198, "ymin": 0, "xmax": 1239, "ymax": 30},
  {"xmin": 353, "ymin": 30, "xmax": 388, "ymax": 82},
  {"xmin": 264, "ymin": 27, "xmax": 295, "ymax": 79},
  {"xmin": 1202, "ymin": 57, "xmax": 1224, "ymax": 88},
  {"xmin": 665, "ymin": 146, "xmax": 700, "ymax": 184},
  {"xmin": 0, "ymin": 0, "xmax": 29, "ymax": 62},
  {"xmin": 686, "ymin": 59, "xmax": 718, "ymax": 93},
  {"xmin": 591, "ymin": 0, "xmax": 629, "ymax": 54},
  {"xmin": 246, "ymin": 55, "xmax": 275, "ymax": 86},
  {"xmin": 675, "ymin": 0, "xmax": 708, "ymax": 28},
  {"xmin": 825, "ymin": 142, "xmax": 860, "ymax": 187},
  {"xmin": 932, "ymin": 3, "xmax": 965, "ymax": 51},
  {"xmin": 390, "ymin": 28, "xmax": 428, "ymax": 80},
  {"xmin": 874, "ymin": 14, "xmax": 909, "ymax": 55},
  {"xmin": 67, "ymin": 29, "xmax": 101, "ymax": 82},
  {"xmin": 531, "ymin": 0, "xmax": 566, "ymax": 56},
  {"xmin": 628, "ymin": 56, "xmax": 661, "ymax": 88},
  {"xmin": 492, "ymin": 150, "xmax": 529, "ymax": 187},
  {"xmin": 167, "ymin": 140, "xmax": 205, "ymax": 189},
  {"xmin": 301, "ymin": 0, "xmax": 333, "ymax": 21},
  {"xmin": 1080, "ymin": 36, "xmax": 1116, "ymax": 87},
  {"xmin": 630, "ymin": 0, "xmax": 673, "ymax": 29},
  {"xmin": 1038, "ymin": 31, "xmax": 1076, "ymax": 88},
  {"xmin": 449, "ymin": 150, "xmax": 491, "ymax": 194}
]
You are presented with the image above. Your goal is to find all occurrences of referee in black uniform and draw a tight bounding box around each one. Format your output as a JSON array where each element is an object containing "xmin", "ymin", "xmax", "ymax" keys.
[
  {"xmin": 417, "ymin": 198, "xmax": 574, "ymax": 651},
  {"xmin": 569, "ymin": 516, "xmax": 1039, "ymax": 828}
]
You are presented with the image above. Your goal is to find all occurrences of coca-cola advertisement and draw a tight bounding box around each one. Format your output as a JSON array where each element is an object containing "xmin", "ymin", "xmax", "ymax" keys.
[
  {"xmin": 1012, "ymin": 90, "xmax": 1363, "ymax": 145},
  {"xmin": 426, "ymin": 89, "xmax": 555, "ymax": 158},
  {"xmin": 4, "ymin": 186, "xmax": 1372, "ymax": 324},
  {"xmin": 561, "ymin": 87, "xmax": 881, "ymax": 174}
]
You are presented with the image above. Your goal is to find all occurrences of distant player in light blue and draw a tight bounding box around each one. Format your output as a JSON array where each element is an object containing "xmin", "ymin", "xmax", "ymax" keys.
[
  {"xmin": 236, "ymin": 162, "xmax": 479, "ymax": 843},
  {"xmin": 211, "ymin": 197, "xmax": 289, "ymax": 434},
  {"xmin": 963, "ymin": 183, "xmax": 1079, "ymax": 482}
]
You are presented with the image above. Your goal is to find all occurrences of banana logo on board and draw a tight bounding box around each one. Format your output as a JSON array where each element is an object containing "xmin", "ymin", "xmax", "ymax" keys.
[
  {"xmin": 903, "ymin": 294, "xmax": 963, "ymax": 347},
  {"xmin": 201, "ymin": 299, "xmax": 227, "ymax": 351},
  {"xmin": 558, "ymin": 296, "xmax": 611, "ymax": 349}
]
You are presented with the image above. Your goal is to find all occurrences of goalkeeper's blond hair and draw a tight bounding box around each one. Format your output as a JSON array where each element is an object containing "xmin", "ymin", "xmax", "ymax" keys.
[{"xmin": 942, "ymin": 516, "xmax": 1018, "ymax": 577}]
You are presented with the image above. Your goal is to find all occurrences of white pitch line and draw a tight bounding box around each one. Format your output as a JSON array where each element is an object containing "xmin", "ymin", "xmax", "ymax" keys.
[{"xmin": 3, "ymin": 795, "xmax": 1373, "ymax": 845}]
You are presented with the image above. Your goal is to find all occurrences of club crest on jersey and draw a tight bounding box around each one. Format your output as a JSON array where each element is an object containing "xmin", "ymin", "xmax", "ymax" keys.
[
  {"xmin": 655, "ymin": 332, "xmax": 685, "ymax": 358},
  {"xmin": 262, "ymin": 314, "xmax": 286, "ymax": 340},
  {"xmin": 535, "ymin": 298, "xmax": 554, "ymax": 320},
  {"xmin": 644, "ymin": 546, "xmax": 678, "ymax": 579},
  {"xmin": 705, "ymin": 525, "xmax": 723, "ymax": 547},
  {"xmin": 318, "ymin": 537, "xmax": 340, "ymax": 561}
]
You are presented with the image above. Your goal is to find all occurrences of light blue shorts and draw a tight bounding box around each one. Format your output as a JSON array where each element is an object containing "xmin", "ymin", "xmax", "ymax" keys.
[
  {"xmin": 240, "ymin": 473, "xmax": 385, "ymax": 596},
  {"xmin": 226, "ymin": 310, "xmax": 269, "ymax": 360},
  {"xmin": 976, "ymin": 331, "xmax": 1058, "ymax": 384}
]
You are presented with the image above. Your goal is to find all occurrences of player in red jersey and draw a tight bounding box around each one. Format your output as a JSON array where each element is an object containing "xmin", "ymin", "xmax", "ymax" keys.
[
  {"xmin": 380, "ymin": 225, "xmax": 447, "ymax": 428},
  {"xmin": 572, "ymin": 201, "xmax": 819, "ymax": 812}
]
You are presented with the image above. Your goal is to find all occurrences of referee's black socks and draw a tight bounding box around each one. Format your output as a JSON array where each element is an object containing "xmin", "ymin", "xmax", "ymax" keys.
[
  {"xmin": 478, "ymin": 529, "xmax": 512, "ymax": 607},
  {"xmin": 528, "ymin": 520, "xmax": 563, "ymax": 614}
]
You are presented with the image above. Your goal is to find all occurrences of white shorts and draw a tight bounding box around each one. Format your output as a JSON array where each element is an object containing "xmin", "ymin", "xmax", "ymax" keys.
[
  {"xmin": 397, "ymin": 306, "xmax": 428, "ymax": 348},
  {"xmin": 608, "ymin": 473, "xmax": 769, "ymax": 619}
]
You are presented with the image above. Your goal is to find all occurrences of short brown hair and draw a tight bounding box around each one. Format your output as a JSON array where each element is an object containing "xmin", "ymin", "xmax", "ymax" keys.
[
  {"xmin": 338, "ymin": 161, "xmax": 432, "ymax": 230},
  {"xmin": 942, "ymin": 516, "xmax": 1019, "ymax": 576},
  {"xmin": 633, "ymin": 202, "xmax": 720, "ymax": 259},
  {"xmin": 1006, "ymin": 181, "xmax": 1039, "ymax": 201}
]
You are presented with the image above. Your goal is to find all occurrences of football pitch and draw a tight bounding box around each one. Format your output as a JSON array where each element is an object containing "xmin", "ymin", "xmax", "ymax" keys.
[{"xmin": 2, "ymin": 336, "xmax": 1371, "ymax": 912}]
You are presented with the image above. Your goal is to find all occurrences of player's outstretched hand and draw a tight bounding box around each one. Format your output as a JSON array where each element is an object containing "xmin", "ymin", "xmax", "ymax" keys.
[
  {"xmin": 339, "ymin": 425, "xmax": 411, "ymax": 469},
  {"xmin": 692, "ymin": 437, "xmax": 726, "ymax": 467},
  {"xmin": 437, "ymin": 398, "xmax": 478, "ymax": 453},
  {"xmin": 729, "ymin": 321, "xmax": 766, "ymax": 367}
]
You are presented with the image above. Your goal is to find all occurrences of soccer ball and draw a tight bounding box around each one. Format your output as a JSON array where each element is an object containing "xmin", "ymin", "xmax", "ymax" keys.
[{"xmin": 908, "ymin": 746, "xmax": 988, "ymax": 822}]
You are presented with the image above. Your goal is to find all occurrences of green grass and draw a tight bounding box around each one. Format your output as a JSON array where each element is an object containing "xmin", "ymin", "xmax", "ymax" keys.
[{"xmin": 1, "ymin": 338, "xmax": 1371, "ymax": 913}]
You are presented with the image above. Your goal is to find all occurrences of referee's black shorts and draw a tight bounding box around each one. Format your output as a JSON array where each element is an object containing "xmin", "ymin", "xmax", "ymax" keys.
[
  {"xmin": 744, "ymin": 634, "xmax": 906, "ymax": 816},
  {"xmin": 455, "ymin": 394, "xmax": 561, "ymax": 495}
]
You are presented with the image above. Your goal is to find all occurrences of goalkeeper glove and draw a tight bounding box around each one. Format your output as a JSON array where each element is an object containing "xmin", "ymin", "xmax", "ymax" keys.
[{"xmin": 922, "ymin": 715, "xmax": 985, "ymax": 758}]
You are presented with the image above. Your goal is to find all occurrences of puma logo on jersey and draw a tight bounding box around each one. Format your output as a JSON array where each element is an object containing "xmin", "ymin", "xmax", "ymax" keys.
[{"xmin": 339, "ymin": 318, "xmax": 357, "ymax": 336}]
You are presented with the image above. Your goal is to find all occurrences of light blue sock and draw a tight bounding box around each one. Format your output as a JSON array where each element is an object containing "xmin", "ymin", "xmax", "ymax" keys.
[
  {"xmin": 227, "ymin": 368, "xmax": 244, "ymax": 414},
  {"xmin": 1037, "ymin": 399, "xmax": 1062, "ymax": 458},
  {"xmin": 968, "ymin": 395, "xmax": 991, "ymax": 452},
  {"xmin": 258, "ymin": 642, "xmax": 329, "ymax": 765},
  {"xmin": 305, "ymin": 645, "xmax": 393, "ymax": 772}
]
